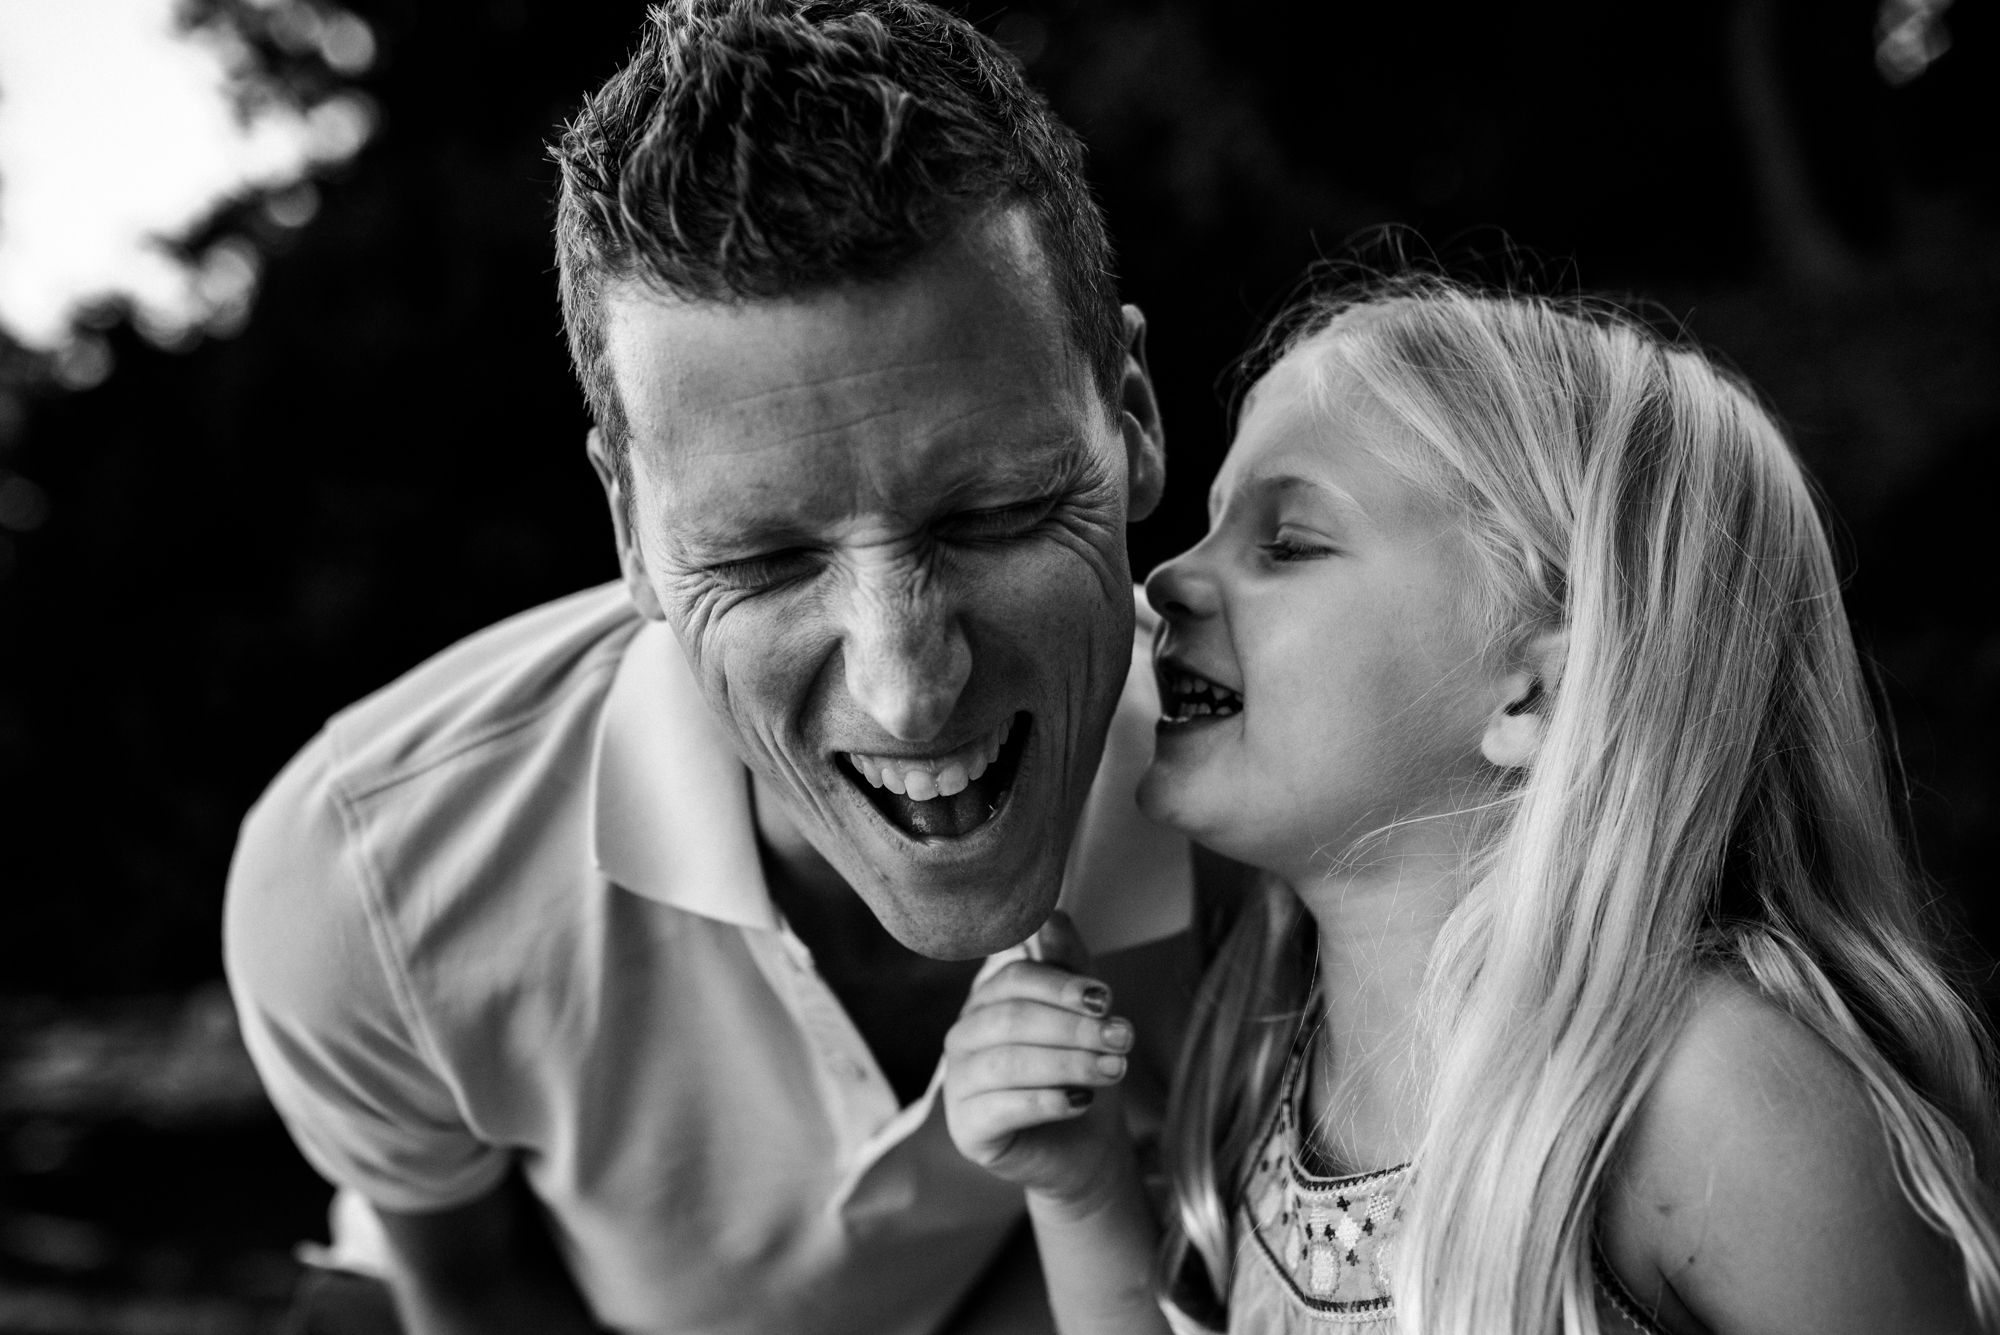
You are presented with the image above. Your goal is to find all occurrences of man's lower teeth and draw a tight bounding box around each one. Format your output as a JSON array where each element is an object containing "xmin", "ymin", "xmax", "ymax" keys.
[{"xmin": 885, "ymin": 785, "xmax": 1003, "ymax": 838}]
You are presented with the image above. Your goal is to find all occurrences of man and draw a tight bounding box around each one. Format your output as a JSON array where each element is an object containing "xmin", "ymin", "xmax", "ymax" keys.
[{"xmin": 224, "ymin": 2, "xmax": 1193, "ymax": 1332}]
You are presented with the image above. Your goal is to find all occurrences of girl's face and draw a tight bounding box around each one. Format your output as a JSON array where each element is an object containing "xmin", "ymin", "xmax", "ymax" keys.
[{"xmin": 1139, "ymin": 353, "xmax": 1507, "ymax": 884}]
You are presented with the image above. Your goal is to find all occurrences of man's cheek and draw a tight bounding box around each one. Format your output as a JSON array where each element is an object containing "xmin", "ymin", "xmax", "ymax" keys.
[
  {"xmin": 1040, "ymin": 491, "xmax": 1133, "ymax": 580},
  {"xmin": 695, "ymin": 623, "xmax": 820, "ymax": 759},
  {"xmin": 990, "ymin": 544, "xmax": 1122, "ymax": 637}
]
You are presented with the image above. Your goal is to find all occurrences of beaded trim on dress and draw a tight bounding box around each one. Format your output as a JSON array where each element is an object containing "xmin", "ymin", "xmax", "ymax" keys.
[
  {"xmin": 1226, "ymin": 1048, "xmax": 1675, "ymax": 1334},
  {"xmin": 1235, "ymin": 1050, "xmax": 1410, "ymax": 1323}
]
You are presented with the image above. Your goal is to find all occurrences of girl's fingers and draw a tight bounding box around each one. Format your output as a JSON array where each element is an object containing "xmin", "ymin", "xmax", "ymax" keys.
[
  {"xmin": 961, "ymin": 959, "xmax": 1112, "ymax": 1020},
  {"xmin": 947, "ymin": 1039, "xmax": 1129, "ymax": 1100},
  {"xmin": 946, "ymin": 997, "xmax": 1134, "ymax": 1061},
  {"xmin": 952, "ymin": 1086, "xmax": 1094, "ymax": 1152}
]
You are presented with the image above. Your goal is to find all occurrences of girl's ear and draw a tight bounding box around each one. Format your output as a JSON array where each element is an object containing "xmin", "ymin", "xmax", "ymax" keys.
[{"xmin": 1481, "ymin": 629, "xmax": 1567, "ymax": 769}]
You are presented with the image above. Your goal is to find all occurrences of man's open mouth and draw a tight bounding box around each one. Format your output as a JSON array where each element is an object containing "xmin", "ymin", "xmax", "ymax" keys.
[
  {"xmin": 840, "ymin": 713, "xmax": 1031, "ymax": 841},
  {"xmin": 1157, "ymin": 663, "xmax": 1244, "ymax": 723}
]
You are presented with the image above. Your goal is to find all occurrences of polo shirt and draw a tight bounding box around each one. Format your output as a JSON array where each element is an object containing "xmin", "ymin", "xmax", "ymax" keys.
[{"xmin": 224, "ymin": 581, "xmax": 1192, "ymax": 1335}]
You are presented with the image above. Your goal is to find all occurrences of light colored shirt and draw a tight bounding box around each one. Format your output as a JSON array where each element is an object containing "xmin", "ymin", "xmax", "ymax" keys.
[{"xmin": 224, "ymin": 582, "xmax": 1191, "ymax": 1335}]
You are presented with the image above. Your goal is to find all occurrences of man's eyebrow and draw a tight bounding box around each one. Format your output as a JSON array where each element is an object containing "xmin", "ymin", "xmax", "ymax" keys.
[
  {"xmin": 661, "ymin": 520, "xmax": 813, "ymax": 568},
  {"xmin": 946, "ymin": 435, "xmax": 1094, "ymax": 496},
  {"xmin": 665, "ymin": 431, "xmax": 1094, "ymax": 559}
]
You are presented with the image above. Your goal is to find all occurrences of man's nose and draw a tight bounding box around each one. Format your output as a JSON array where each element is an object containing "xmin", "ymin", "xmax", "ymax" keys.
[{"xmin": 841, "ymin": 575, "xmax": 972, "ymax": 743}]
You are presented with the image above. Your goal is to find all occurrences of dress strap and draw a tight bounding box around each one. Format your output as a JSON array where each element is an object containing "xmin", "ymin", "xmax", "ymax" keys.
[{"xmin": 1590, "ymin": 1240, "xmax": 1675, "ymax": 1335}]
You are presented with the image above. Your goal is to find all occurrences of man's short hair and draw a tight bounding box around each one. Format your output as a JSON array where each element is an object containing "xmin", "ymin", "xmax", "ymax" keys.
[{"xmin": 551, "ymin": 0, "xmax": 1124, "ymax": 482}]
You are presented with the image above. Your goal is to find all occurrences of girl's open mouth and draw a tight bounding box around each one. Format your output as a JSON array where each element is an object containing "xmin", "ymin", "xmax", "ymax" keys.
[{"xmin": 1157, "ymin": 662, "xmax": 1243, "ymax": 723}]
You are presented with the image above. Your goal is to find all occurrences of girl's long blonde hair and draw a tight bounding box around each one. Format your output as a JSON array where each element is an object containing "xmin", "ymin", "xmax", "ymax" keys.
[{"xmin": 1159, "ymin": 278, "xmax": 2000, "ymax": 1333}]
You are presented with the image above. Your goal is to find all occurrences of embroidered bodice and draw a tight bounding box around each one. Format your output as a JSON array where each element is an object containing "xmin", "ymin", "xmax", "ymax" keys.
[
  {"xmin": 1196, "ymin": 1054, "xmax": 1671, "ymax": 1334},
  {"xmin": 1222, "ymin": 1056, "xmax": 1406, "ymax": 1331}
]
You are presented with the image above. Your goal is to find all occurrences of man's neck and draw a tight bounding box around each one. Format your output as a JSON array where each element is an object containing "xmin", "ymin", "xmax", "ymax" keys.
[{"xmin": 748, "ymin": 771, "xmax": 983, "ymax": 1106}]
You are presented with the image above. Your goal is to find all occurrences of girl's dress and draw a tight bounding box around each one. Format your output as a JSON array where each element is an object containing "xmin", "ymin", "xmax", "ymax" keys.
[{"xmin": 1169, "ymin": 1052, "xmax": 1674, "ymax": 1334}]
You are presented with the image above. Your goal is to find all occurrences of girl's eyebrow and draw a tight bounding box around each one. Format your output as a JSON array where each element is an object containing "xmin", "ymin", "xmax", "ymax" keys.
[
  {"xmin": 1268, "ymin": 472, "xmax": 1366, "ymax": 517},
  {"xmin": 1211, "ymin": 470, "xmax": 1367, "ymax": 525}
]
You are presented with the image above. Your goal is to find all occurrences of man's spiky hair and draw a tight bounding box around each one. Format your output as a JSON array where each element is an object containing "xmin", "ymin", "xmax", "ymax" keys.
[{"xmin": 551, "ymin": 0, "xmax": 1123, "ymax": 481}]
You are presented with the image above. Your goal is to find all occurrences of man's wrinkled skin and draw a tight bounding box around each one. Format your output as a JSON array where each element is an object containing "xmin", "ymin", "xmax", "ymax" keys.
[{"xmin": 590, "ymin": 206, "xmax": 1166, "ymax": 959}]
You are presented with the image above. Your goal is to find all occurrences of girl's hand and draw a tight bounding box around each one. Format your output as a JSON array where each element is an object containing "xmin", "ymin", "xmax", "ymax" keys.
[{"xmin": 944, "ymin": 917, "xmax": 1137, "ymax": 1207}]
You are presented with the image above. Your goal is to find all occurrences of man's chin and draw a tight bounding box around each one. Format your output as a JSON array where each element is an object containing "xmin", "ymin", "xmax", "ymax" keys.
[
  {"xmin": 863, "ymin": 875, "xmax": 1061, "ymax": 960},
  {"xmin": 822, "ymin": 794, "xmax": 1069, "ymax": 958}
]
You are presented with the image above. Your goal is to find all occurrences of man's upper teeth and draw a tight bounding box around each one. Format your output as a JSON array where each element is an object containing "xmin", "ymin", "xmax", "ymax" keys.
[{"xmin": 847, "ymin": 717, "xmax": 1012, "ymax": 800}]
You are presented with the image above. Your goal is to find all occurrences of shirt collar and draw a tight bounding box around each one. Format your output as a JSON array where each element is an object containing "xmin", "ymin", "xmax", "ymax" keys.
[
  {"xmin": 1054, "ymin": 588, "xmax": 1192, "ymax": 955},
  {"xmin": 588, "ymin": 617, "xmax": 778, "ymax": 932}
]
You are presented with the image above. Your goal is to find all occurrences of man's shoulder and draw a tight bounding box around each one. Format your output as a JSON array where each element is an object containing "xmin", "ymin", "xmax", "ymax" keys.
[
  {"xmin": 324, "ymin": 581, "xmax": 643, "ymax": 801},
  {"xmin": 227, "ymin": 583, "xmax": 654, "ymax": 1047},
  {"xmin": 228, "ymin": 581, "xmax": 648, "ymax": 960}
]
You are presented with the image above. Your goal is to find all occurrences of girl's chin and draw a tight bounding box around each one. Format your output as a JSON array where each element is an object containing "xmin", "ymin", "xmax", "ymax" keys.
[
  {"xmin": 1138, "ymin": 763, "xmax": 1257, "ymax": 853},
  {"xmin": 1139, "ymin": 763, "xmax": 1331, "ymax": 884},
  {"xmin": 1134, "ymin": 760, "xmax": 1195, "ymax": 831}
]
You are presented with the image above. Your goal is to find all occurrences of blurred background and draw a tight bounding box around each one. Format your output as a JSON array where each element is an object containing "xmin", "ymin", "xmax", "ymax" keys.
[{"xmin": 0, "ymin": 0, "xmax": 1992, "ymax": 1328}]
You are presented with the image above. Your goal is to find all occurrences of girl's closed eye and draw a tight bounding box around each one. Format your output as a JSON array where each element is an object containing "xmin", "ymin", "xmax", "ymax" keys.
[{"xmin": 1259, "ymin": 530, "xmax": 1337, "ymax": 562}]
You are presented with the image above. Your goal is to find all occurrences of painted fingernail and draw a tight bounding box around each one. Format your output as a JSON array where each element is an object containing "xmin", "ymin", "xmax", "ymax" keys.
[
  {"xmin": 1096, "ymin": 1054, "xmax": 1127, "ymax": 1078},
  {"xmin": 1100, "ymin": 1019, "xmax": 1133, "ymax": 1051},
  {"xmin": 1079, "ymin": 984, "xmax": 1110, "ymax": 1016},
  {"xmin": 1066, "ymin": 1087, "xmax": 1094, "ymax": 1108}
]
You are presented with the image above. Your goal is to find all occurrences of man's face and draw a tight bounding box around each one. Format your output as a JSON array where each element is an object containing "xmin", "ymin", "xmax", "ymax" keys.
[{"xmin": 598, "ymin": 209, "xmax": 1163, "ymax": 958}]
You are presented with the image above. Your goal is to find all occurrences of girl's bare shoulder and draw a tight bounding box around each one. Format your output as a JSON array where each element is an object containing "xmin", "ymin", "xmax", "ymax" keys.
[{"xmin": 1597, "ymin": 974, "xmax": 1976, "ymax": 1334}]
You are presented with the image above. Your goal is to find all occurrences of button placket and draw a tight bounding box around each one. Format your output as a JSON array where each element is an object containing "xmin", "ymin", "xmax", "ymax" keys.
[
  {"xmin": 832, "ymin": 941, "xmax": 1035, "ymax": 1210},
  {"xmin": 773, "ymin": 924, "xmax": 900, "ymax": 1144}
]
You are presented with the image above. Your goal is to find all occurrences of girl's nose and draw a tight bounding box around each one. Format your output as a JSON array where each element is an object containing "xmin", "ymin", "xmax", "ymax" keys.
[{"xmin": 1144, "ymin": 548, "xmax": 1220, "ymax": 623}]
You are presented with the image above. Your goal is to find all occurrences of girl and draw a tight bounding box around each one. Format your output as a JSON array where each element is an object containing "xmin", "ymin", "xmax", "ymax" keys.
[{"xmin": 941, "ymin": 279, "xmax": 2000, "ymax": 1334}]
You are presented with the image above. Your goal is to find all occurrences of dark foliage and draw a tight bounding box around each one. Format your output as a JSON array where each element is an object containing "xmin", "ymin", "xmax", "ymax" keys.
[{"xmin": 0, "ymin": 0, "xmax": 1993, "ymax": 999}]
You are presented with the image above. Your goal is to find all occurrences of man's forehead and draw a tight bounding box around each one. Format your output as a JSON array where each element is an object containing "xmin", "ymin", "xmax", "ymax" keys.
[
  {"xmin": 616, "ymin": 303, "xmax": 1093, "ymax": 499},
  {"xmin": 618, "ymin": 335, "xmax": 1051, "ymax": 458},
  {"xmin": 601, "ymin": 208, "xmax": 1088, "ymax": 449}
]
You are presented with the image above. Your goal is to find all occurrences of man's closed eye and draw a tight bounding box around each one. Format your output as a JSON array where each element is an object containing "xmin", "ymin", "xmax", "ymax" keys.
[
  {"xmin": 938, "ymin": 497, "xmax": 1058, "ymax": 544},
  {"xmin": 707, "ymin": 548, "xmax": 822, "ymax": 592}
]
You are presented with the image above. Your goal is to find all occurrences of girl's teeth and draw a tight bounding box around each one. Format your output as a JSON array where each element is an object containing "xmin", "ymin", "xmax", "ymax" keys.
[
  {"xmin": 905, "ymin": 769, "xmax": 939, "ymax": 801},
  {"xmin": 881, "ymin": 767, "xmax": 908, "ymax": 796},
  {"xmin": 936, "ymin": 763, "xmax": 969, "ymax": 797}
]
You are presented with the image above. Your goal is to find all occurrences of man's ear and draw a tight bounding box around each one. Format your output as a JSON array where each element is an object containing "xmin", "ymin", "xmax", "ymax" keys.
[
  {"xmin": 585, "ymin": 427, "xmax": 666, "ymax": 622},
  {"xmin": 1480, "ymin": 628, "xmax": 1567, "ymax": 770},
  {"xmin": 1117, "ymin": 303, "xmax": 1166, "ymax": 522}
]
